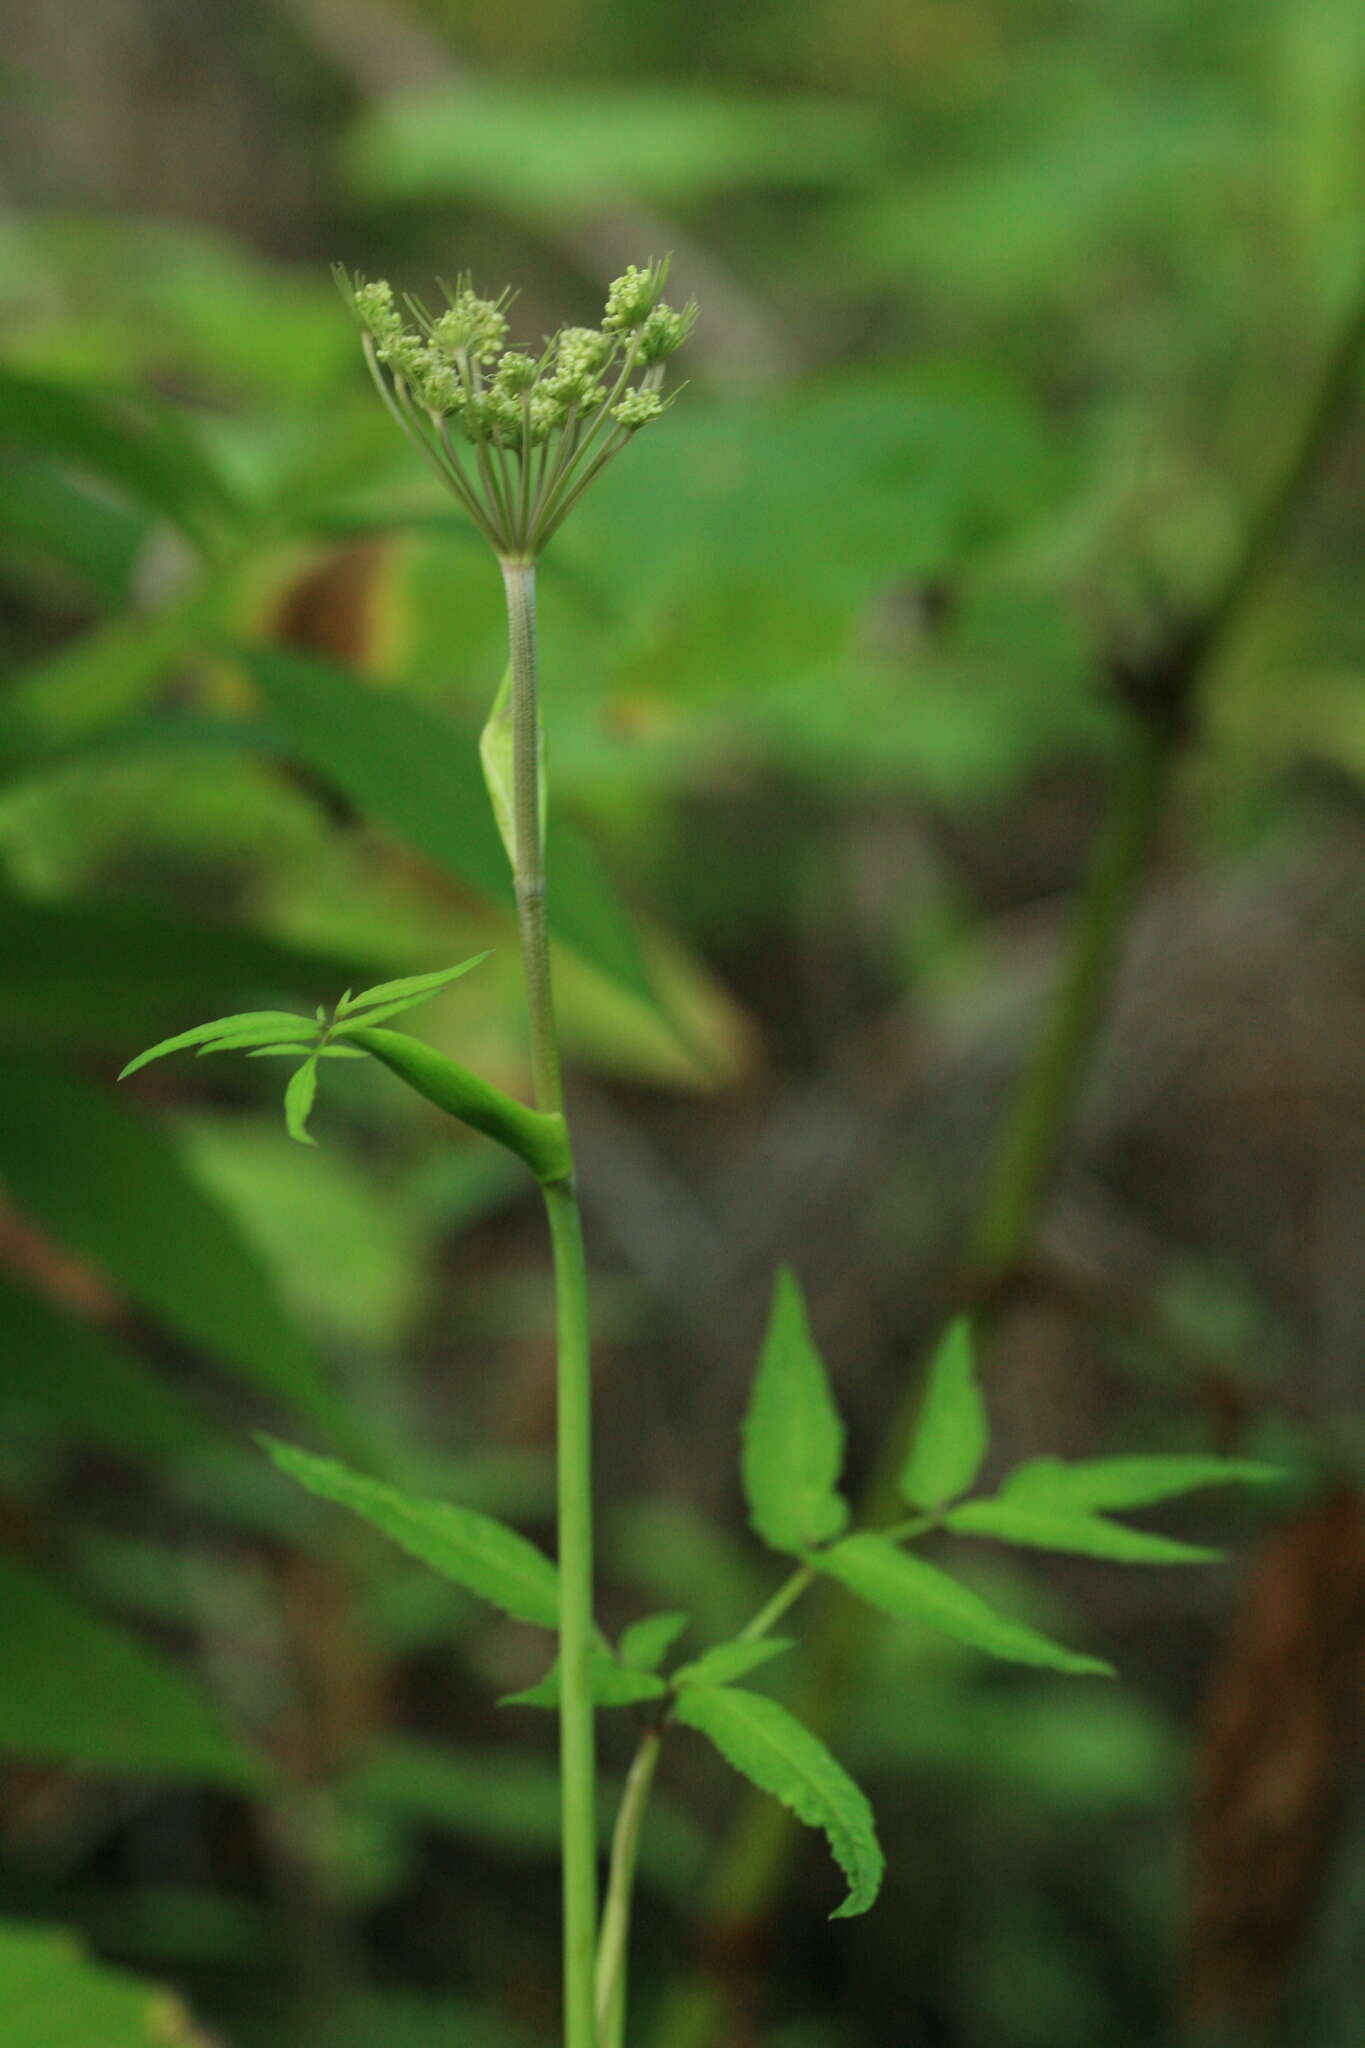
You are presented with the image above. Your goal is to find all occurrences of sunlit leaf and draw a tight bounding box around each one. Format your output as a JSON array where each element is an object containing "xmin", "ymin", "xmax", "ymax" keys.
[
  {"xmin": 899, "ymin": 1318, "xmax": 988, "ymax": 1511},
  {"xmin": 674, "ymin": 1684, "xmax": 884, "ymax": 1918},
  {"xmin": 741, "ymin": 1268, "xmax": 849, "ymax": 1555},
  {"xmin": 264, "ymin": 1441, "xmax": 560, "ymax": 1629},
  {"xmin": 816, "ymin": 1533, "xmax": 1113, "ymax": 1677}
]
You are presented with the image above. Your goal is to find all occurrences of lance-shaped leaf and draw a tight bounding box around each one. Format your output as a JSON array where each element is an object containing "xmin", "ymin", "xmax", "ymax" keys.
[
  {"xmin": 264, "ymin": 1440, "xmax": 560, "ymax": 1629},
  {"xmin": 899, "ymin": 1317, "xmax": 988, "ymax": 1510},
  {"xmin": 119, "ymin": 1011, "xmax": 316, "ymax": 1078},
  {"xmin": 673, "ymin": 1684, "xmax": 884, "ymax": 1918},
  {"xmin": 283, "ymin": 1056, "xmax": 320, "ymax": 1146},
  {"xmin": 742, "ymin": 1268, "xmax": 849, "ymax": 1555},
  {"xmin": 1000, "ymin": 1455, "xmax": 1282, "ymax": 1514},
  {"xmin": 618, "ymin": 1611, "xmax": 691, "ymax": 1673},
  {"xmin": 672, "ymin": 1636, "xmax": 793, "ymax": 1690},
  {"xmin": 944, "ymin": 1498, "xmax": 1222, "ymax": 1565},
  {"xmin": 816, "ymin": 1533, "xmax": 1113, "ymax": 1677},
  {"xmin": 333, "ymin": 953, "xmax": 490, "ymax": 1027}
]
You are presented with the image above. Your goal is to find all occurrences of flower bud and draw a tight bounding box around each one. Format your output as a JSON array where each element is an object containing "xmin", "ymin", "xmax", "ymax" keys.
[
  {"xmin": 602, "ymin": 264, "xmax": 666, "ymax": 333},
  {"xmin": 611, "ymin": 387, "xmax": 667, "ymax": 429}
]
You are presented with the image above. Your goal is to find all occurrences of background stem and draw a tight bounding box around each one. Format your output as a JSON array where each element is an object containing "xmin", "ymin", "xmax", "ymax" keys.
[
  {"xmin": 501, "ymin": 557, "xmax": 599, "ymax": 2048},
  {"xmin": 596, "ymin": 1728, "xmax": 663, "ymax": 2047}
]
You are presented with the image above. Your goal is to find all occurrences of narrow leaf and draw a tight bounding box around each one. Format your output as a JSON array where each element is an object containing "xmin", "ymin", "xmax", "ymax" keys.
[
  {"xmin": 674, "ymin": 1684, "xmax": 884, "ymax": 1918},
  {"xmin": 899, "ymin": 1318, "xmax": 988, "ymax": 1510},
  {"xmin": 119, "ymin": 1011, "xmax": 313, "ymax": 1078},
  {"xmin": 816, "ymin": 1533, "xmax": 1113, "ymax": 1677},
  {"xmin": 334, "ymin": 953, "xmax": 490, "ymax": 1021},
  {"xmin": 742, "ymin": 1268, "xmax": 849, "ymax": 1555},
  {"xmin": 673, "ymin": 1637, "xmax": 793, "ymax": 1689},
  {"xmin": 1001, "ymin": 1454, "xmax": 1282, "ymax": 1514},
  {"xmin": 284, "ymin": 1057, "xmax": 319, "ymax": 1145},
  {"xmin": 618, "ymin": 1611, "xmax": 691, "ymax": 1673},
  {"xmin": 195, "ymin": 1025, "xmax": 319, "ymax": 1054},
  {"xmin": 945, "ymin": 1498, "xmax": 1222, "ymax": 1565},
  {"xmin": 264, "ymin": 1439, "xmax": 560, "ymax": 1629}
]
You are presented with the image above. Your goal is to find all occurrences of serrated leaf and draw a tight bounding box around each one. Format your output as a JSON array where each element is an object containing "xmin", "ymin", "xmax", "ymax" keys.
[
  {"xmin": 673, "ymin": 1636, "xmax": 793, "ymax": 1689},
  {"xmin": 1001, "ymin": 1455, "xmax": 1282, "ymax": 1514},
  {"xmin": 119, "ymin": 1012, "xmax": 314, "ymax": 1078},
  {"xmin": 264, "ymin": 1439, "xmax": 560, "ymax": 1629},
  {"xmin": 944, "ymin": 1498, "xmax": 1222, "ymax": 1565},
  {"xmin": 618, "ymin": 1611, "xmax": 691, "ymax": 1673},
  {"xmin": 501, "ymin": 1646, "xmax": 668, "ymax": 1710},
  {"xmin": 334, "ymin": 953, "xmax": 490, "ymax": 1023},
  {"xmin": 0, "ymin": 1916, "xmax": 214, "ymax": 2047},
  {"xmin": 284, "ymin": 1057, "xmax": 319, "ymax": 1145},
  {"xmin": 673, "ymin": 1684, "xmax": 884, "ymax": 1918},
  {"xmin": 899, "ymin": 1318, "xmax": 988, "ymax": 1510},
  {"xmin": 742, "ymin": 1268, "xmax": 849, "ymax": 1555},
  {"xmin": 816, "ymin": 1533, "xmax": 1113, "ymax": 1677},
  {"xmin": 0, "ymin": 1556, "xmax": 261, "ymax": 1786}
]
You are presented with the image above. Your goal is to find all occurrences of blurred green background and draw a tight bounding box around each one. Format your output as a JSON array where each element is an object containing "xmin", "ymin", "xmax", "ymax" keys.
[{"xmin": 0, "ymin": 1, "xmax": 1362, "ymax": 2043}]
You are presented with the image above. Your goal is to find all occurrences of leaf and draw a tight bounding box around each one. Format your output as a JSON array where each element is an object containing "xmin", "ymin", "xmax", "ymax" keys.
[
  {"xmin": 119, "ymin": 1012, "xmax": 316, "ymax": 1078},
  {"xmin": 264, "ymin": 1440, "xmax": 560, "ymax": 1629},
  {"xmin": 0, "ymin": 1917, "xmax": 213, "ymax": 2048},
  {"xmin": 816, "ymin": 1533, "xmax": 1113, "ymax": 1677},
  {"xmin": 1000, "ymin": 1455, "xmax": 1282, "ymax": 1514},
  {"xmin": 741, "ymin": 1267, "xmax": 849, "ymax": 1555},
  {"xmin": 333, "ymin": 954, "xmax": 490, "ymax": 1029},
  {"xmin": 245, "ymin": 1042, "xmax": 364, "ymax": 1059},
  {"xmin": 283, "ymin": 1057, "xmax": 320, "ymax": 1146},
  {"xmin": 673, "ymin": 1684, "xmax": 884, "ymax": 1918},
  {"xmin": 0, "ymin": 1057, "xmax": 345, "ymax": 1439},
  {"xmin": 899, "ymin": 1317, "xmax": 988, "ymax": 1510},
  {"xmin": 479, "ymin": 662, "xmax": 543, "ymax": 871},
  {"xmin": 0, "ymin": 1556, "xmax": 260, "ymax": 1785},
  {"xmin": 0, "ymin": 1270, "xmax": 215, "ymax": 1464},
  {"xmin": 943, "ymin": 1499, "xmax": 1222, "ymax": 1565},
  {"xmin": 673, "ymin": 1637, "xmax": 794, "ymax": 1689},
  {"xmin": 618, "ymin": 1611, "xmax": 691, "ymax": 1673},
  {"xmin": 242, "ymin": 646, "xmax": 652, "ymax": 1005},
  {"xmin": 501, "ymin": 1647, "xmax": 668, "ymax": 1710}
]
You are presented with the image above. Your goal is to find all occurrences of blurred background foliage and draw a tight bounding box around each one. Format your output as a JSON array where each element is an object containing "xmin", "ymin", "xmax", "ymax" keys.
[{"xmin": 0, "ymin": 1, "xmax": 1362, "ymax": 2044}]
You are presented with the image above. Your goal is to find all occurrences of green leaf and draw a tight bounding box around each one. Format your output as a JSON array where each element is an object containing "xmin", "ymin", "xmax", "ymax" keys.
[
  {"xmin": 501, "ymin": 1647, "xmax": 668, "ymax": 1710},
  {"xmin": 0, "ymin": 1917, "xmax": 213, "ymax": 2047},
  {"xmin": 0, "ymin": 1057, "xmax": 344, "ymax": 1439},
  {"xmin": 283, "ymin": 1056, "xmax": 320, "ymax": 1146},
  {"xmin": 333, "ymin": 954, "xmax": 491, "ymax": 1029},
  {"xmin": 0, "ymin": 1556, "xmax": 260, "ymax": 1785},
  {"xmin": 816, "ymin": 1533, "xmax": 1113, "ymax": 1677},
  {"xmin": 673, "ymin": 1637, "xmax": 793, "ymax": 1689},
  {"xmin": 618, "ymin": 1611, "xmax": 691, "ymax": 1673},
  {"xmin": 264, "ymin": 1440, "xmax": 560, "ymax": 1629},
  {"xmin": 0, "ymin": 1270, "xmax": 215, "ymax": 1464},
  {"xmin": 899, "ymin": 1318, "xmax": 988, "ymax": 1510},
  {"xmin": 741, "ymin": 1268, "xmax": 849, "ymax": 1555},
  {"xmin": 119, "ymin": 1012, "xmax": 316, "ymax": 1079},
  {"xmin": 673, "ymin": 1684, "xmax": 884, "ymax": 1918},
  {"xmin": 943, "ymin": 1499, "xmax": 1222, "ymax": 1565},
  {"xmin": 242, "ymin": 646, "xmax": 652, "ymax": 1005},
  {"xmin": 1000, "ymin": 1455, "xmax": 1282, "ymax": 1514},
  {"xmin": 245, "ymin": 1042, "xmax": 364, "ymax": 1059}
]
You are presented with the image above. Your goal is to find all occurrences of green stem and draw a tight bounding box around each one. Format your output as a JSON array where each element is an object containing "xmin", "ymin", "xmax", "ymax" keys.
[
  {"xmin": 595, "ymin": 1728, "xmax": 663, "ymax": 2047},
  {"xmin": 965, "ymin": 716, "xmax": 1168, "ymax": 1287},
  {"xmin": 501, "ymin": 557, "xmax": 599, "ymax": 2048}
]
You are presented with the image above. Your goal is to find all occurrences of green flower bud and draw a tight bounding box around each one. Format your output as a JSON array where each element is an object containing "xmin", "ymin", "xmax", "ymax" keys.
[
  {"xmin": 417, "ymin": 359, "xmax": 465, "ymax": 416},
  {"xmin": 555, "ymin": 326, "xmax": 613, "ymax": 380},
  {"xmin": 377, "ymin": 330, "xmax": 429, "ymax": 383},
  {"xmin": 432, "ymin": 290, "xmax": 510, "ymax": 365},
  {"xmin": 611, "ymin": 387, "xmax": 667, "ymax": 429},
  {"xmin": 636, "ymin": 299, "xmax": 695, "ymax": 364},
  {"xmin": 602, "ymin": 263, "xmax": 666, "ymax": 333},
  {"xmin": 495, "ymin": 351, "xmax": 539, "ymax": 394},
  {"xmin": 352, "ymin": 278, "xmax": 402, "ymax": 343}
]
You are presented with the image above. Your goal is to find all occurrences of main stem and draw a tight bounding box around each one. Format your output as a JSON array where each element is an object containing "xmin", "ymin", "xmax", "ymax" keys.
[{"xmin": 501, "ymin": 558, "xmax": 599, "ymax": 2048}]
